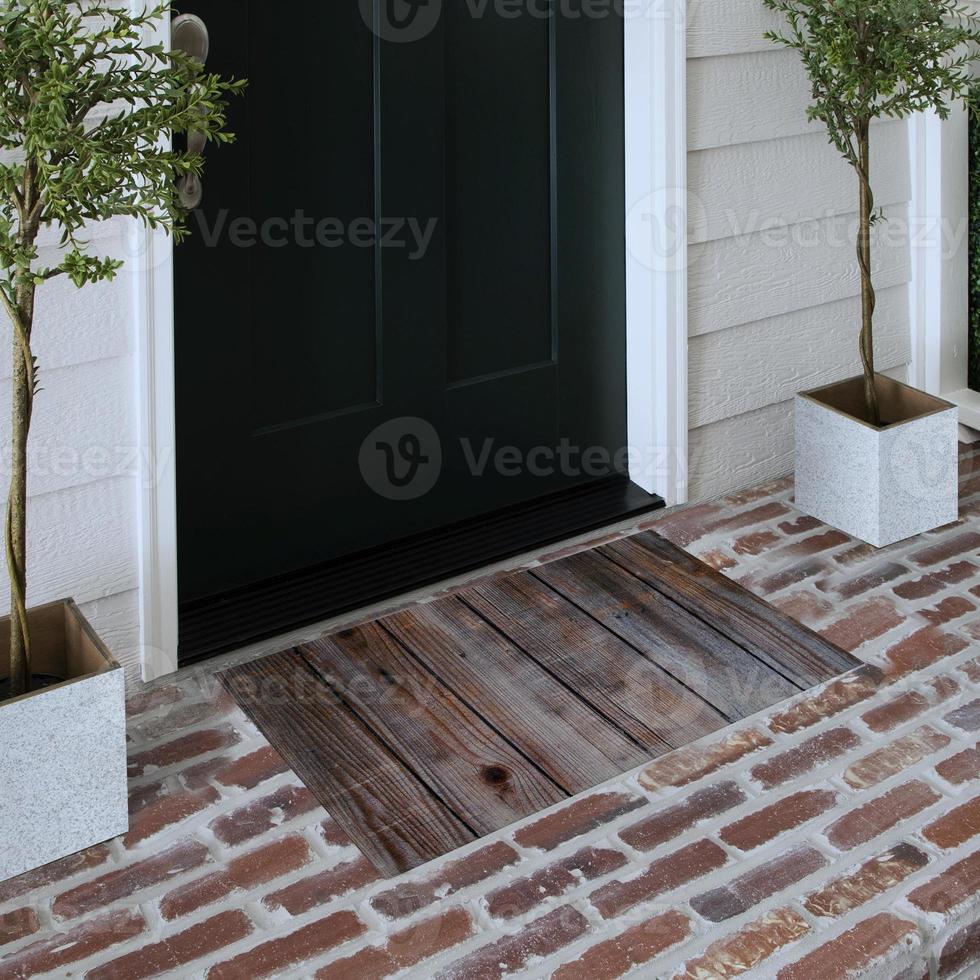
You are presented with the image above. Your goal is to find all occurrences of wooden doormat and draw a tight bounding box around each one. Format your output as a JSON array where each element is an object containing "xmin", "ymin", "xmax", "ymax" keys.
[{"xmin": 219, "ymin": 531, "xmax": 857, "ymax": 877}]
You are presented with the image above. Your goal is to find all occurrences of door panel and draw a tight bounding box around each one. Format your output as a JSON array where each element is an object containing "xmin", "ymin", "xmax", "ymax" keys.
[{"xmin": 175, "ymin": 1, "xmax": 641, "ymax": 625}]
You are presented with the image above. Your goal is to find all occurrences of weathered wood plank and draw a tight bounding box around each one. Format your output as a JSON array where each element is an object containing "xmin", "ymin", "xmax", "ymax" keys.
[
  {"xmin": 299, "ymin": 625, "xmax": 566, "ymax": 834},
  {"xmin": 220, "ymin": 651, "xmax": 475, "ymax": 877},
  {"xmin": 532, "ymin": 551, "xmax": 799, "ymax": 718},
  {"xmin": 604, "ymin": 534, "xmax": 857, "ymax": 686},
  {"xmin": 464, "ymin": 574, "xmax": 727, "ymax": 751},
  {"xmin": 383, "ymin": 599, "xmax": 650, "ymax": 792}
]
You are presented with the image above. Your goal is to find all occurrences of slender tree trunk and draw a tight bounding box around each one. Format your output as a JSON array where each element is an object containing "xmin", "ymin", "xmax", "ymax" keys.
[
  {"xmin": 6, "ymin": 283, "xmax": 35, "ymax": 698},
  {"xmin": 856, "ymin": 120, "xmax": 880, "ymax": 426}
]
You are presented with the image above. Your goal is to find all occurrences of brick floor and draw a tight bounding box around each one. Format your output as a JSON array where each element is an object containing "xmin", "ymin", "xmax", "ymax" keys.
[{"xmin": 2, "ymin": 443, "xmax": 980, "ymax": 978}]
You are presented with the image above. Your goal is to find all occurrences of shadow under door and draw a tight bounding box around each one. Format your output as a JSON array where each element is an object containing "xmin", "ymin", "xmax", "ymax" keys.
[{"xmin": 174, "ymin": 1, "xmax": 662, "ymax": 664}]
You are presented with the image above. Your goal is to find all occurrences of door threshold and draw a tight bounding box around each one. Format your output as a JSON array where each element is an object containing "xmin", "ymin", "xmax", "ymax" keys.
[{"xmin": 178, "ymin": 476, "xmax": 664, "ymax": 666}]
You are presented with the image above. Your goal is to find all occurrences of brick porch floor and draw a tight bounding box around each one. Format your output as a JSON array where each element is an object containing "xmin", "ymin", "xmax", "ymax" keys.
[{"xmin": 2, "ymin": 445, "xmax": 980, "ymax": 978}]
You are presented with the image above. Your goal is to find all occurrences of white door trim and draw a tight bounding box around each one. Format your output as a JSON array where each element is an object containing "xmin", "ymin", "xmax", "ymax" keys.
[
  {"xmin": 135, "ymin": 12, "xmax": 179, "ymax": 683},
  {"xmin": 136, "ymin": 5, "xmax": 691, "ymax": 679},
  {"xmin": 908, "ymin": 102, "xmax": 980, "ymax": 431},
  {"xmin": 625, "ymin": 0, "xmax": 689, "ymax": 507}
]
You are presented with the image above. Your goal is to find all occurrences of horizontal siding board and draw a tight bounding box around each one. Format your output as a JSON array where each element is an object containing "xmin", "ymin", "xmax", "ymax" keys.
[
  {"xmin": 79, "ymin": 588, "xmax": 141, "ymax": 684},
  {"xmin": 0, "ymin": 356, "xmax": 136, "ymax": 498},
  {"xmin": 688, "ymin": 0, "xmax": 786, "ymax": 59},
  {"xmin": 689, "ymin": 286, "xmax": 911, "ymax": 429},
  {"xmin": 689, "ymin": 204, "xmax": 911, "ymax": 337},
  {"xmin": 0, "ymin": 273, "xmax": 132, "ymax": 378},
  {"xmin": 0, "ymin": 477, "xmax": 138, "ymax": 615},
  {"xmin": 689, "ymin": 401, "xmax": 796, "ymax": 503},
  {"xmin": 689, "ymin": 121, "xmax": 909, "ymax": 245}
]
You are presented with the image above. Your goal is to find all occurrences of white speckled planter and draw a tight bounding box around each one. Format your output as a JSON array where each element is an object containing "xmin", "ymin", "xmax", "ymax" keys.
[
  {"xmin": 795, "ymin": 374, "xmax": 959, "ymax": 548},
  {"xmin": 0, "ymin": 600, "xmax": 128, "ymax": 883}
]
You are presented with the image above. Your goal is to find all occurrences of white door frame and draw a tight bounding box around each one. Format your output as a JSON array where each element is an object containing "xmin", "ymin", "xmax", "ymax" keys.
[
  {"xmin": 908, "ymin": 101, "xmax": 980, "ymax": 432},
  {"xmin": 136, "ymin": 2, "xmax": 690, "ymax": 681}
]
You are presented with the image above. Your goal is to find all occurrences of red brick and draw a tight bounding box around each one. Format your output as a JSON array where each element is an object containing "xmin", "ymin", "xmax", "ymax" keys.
[
  {"xmin": 371, "ymin": 841, "xmax": 520, "ymax": 919},
  {"xmin": 161, "ymin": 872, "xmax": 237, "ymax": 922},
  {"xmin": 825, "ymin": 781, "xmax": 941, "ymax": 850},
  {"xmin": 780, "ymin": 515, "xmax": 822, "ymax": 535},
  {"xmin": 0, "ymin": 909, "xmax": 39, "ymax": 948},
  {"xmin": 485, "ymin": 847, "xmax": 627, "ymax": 920},
  {"xmin": 751, "ymin": 558, "xmax": 827, "ymax": 596},
  {"xmin": 862, "ymin": 691, "xmax": 931, "ymax": 733},
  {"xmin": 720, "ymin": 790, "xmax": 837, "ymax": 851},
  {"xmin": 52, "ymin": 840, "xmax": 211, "ymax": 919},
  {"xmin": 786, "ymin": 529, "xmax": 851, "ymax": 557},
  {"xmin": 700, "ymin": 548, "xmax": 737, "ymax": 571},
  {"xmin": 316, "ymin": 908, "xmax": 474, "ymax": 980},
  {"xmin": 923, "ymin": 794, "xmax": 980, "ymax": 849},
  {"xmin": 264, "ymin": 856, "xmax": 378, "ymax": 916},
  {"xmin": 134, "ymin": 699, "xmax": 230, "ymax": 743},
  {"xmin": 843, "ymin": 726, "xmax": 951, "ymax": 789},
  {"xmin": 434, "ymin": 906, "xmax": 589, "ymax": 980},
  {"xmin": 750, "ymin": 728, "xmax": 860, "ymax": 789},
  {"xmin": 619, "ymin": 782, "xmax": 746, "ymax": 851},
  {"xmin": 654, "ymin": 501, "xmax": 725, "ymax": 547},
  {"xmin": 124, "ymin": 787, "xmax": 219, "ymax": 848},
  {"xmin": 907, "ymin": 849, "xmax": 980, "ymax": 914},
  {"xmin": 552, "ymin": 910, "xmax": 691, "ymax": 980},
  {"xmin": 938, "ymin": 918, "xmax": 980, "ymax": 978},
  {"xmin": 214, "ymin": 745, "xmax": 289, "ymax": 790},
  {"xmin": 919, "ymin": 596, "xmax": 976, "ymax": 626},
  {"xmin": 86, "ymin": 911, "xmax": 253, "ymax": 980},
  {"xmin": 776, "ymin": 913, "xmax": 918, "ymax": 980},
  {"xmin": 160, "ymin": 836, "xmax": 313, "ymax": 921},
  {"xmin": 209, "ymin": 783, "xmax": 319, "ymax": 846},
  {"xmin": 945, "ymin": 698, "xmax": 980, "ymax": 733},
  {"xmin": 0, "ymin": 910, "xmax": 145, "ymax": 979},
  {"xmin": 820, "ymin": 597, "xmax": 905, "ymax": 652},
  {"xmin": 820, "ymin": 562, "xmax": 909, "ymax": 600},
  {"xmin": 676, "ymin": 907, "xmax": 811, "ymax": 979},
  {"xmin": 804, "ymin": 843, "xmax": 929, "ymax": 919},
  {"xmin": 638, "ymin": 727, "xmax": 773, "ymax": 790},
  {"xmin": 318, "ymin": 819, "xmax": 351, "ymax": 848},
  {"xmin": 589, "ymin": 840, "xmax": 728, "ymax": 918},
  {"xmin": 0, "ymin": 845, "xmax": 111, "ymax": 905},
  {"xmin": 207, "ymin": 911, "xmax": 366, "ymax": 980},
  {"xmin": 910, "ymin": 531, "xmax": 980, "ymax": 568},
  {"xmin": 513, "ymin": 791, "xmax": 647, "ymax": 852},
  {"xmin": 733, "ymin": 530, "xmax": 781, "ymax": 556},
  {"xmin": 894, "ymin": 561, "xmax": 978, "ymax": 599},
  {"xmin": 768, "ymin": 667, "xmax": 884, "ymax": 735},
  {"xmin": 128, "ymin": 727, "xmax": 240, "ymax": 777},
  {"xmin": 691, "ymin": 845, "xmax": 826, "ymax": 923},
  {"xmin": 771, "ymin": 591, "xmax": 835, "ymax": 627},
  {"xmin": 126, "ymin": 684, "xmax": 184, "ymax": 717},
  {"xmin": 885, "ymin": 627, "xmax": 970, "ymax": 677},
  {"xmin": 937, "ymin": 745, "xmax": 980, "ymax": 785}
]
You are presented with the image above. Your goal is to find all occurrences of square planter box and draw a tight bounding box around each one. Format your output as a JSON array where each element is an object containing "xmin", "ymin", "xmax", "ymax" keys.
[
  {"xmin": 0, "ymin": 600, "xmax": 128, "ymax": 883},
  {"xmin": 795, "ymin": 374, "xmax": 959, "ymax": 548}
]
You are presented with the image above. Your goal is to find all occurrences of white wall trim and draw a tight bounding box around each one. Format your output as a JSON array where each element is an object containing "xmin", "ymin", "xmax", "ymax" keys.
[
  {"xmin": 625, "ymin": 0, "xmax": 689, "ymax": 506},
  {"xmin": 135, "ymin": 13, "xmax": 179, "ymax": 682},
  {"xmin": 908, "ymin": 102, "xmax": 979, "ymax": 430},
  {"xmin": 137, "ymin": 6, "xmax": 691, "ymax": 678}
]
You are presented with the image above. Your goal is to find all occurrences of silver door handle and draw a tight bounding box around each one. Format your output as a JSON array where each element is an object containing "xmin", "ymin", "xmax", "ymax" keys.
[{"xmin": 172, "ymin": 14, "xmax": 211, "ymax": 210}]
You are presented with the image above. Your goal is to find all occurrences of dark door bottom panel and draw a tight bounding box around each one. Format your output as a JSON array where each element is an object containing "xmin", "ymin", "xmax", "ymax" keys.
[{"xmin": 178, "ymin": 475, "xmax": 663, "ymax": 666}]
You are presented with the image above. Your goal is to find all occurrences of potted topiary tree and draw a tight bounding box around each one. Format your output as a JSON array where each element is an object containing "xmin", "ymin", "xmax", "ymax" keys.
[
  {"xmin": 0, "ymin": 1, "xmax": 241, "ymax": 882},
  {"xmin": 765, "ymin": 0, "xmax": 980, "ymax": 547}
]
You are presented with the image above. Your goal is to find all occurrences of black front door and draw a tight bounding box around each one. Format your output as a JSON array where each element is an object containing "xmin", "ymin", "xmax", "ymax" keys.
[{"xmin": 175, "ymin": 1, "xmax": 660, "ymax": 662}]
